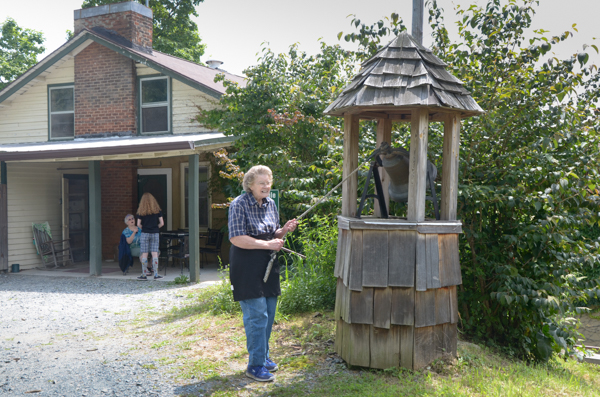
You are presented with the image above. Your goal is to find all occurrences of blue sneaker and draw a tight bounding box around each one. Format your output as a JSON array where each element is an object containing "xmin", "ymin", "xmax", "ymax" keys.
[
  {"xmin": 265, "ymin": 358, "xmax": 278, "ymax": 372},
  {"xmin": 245, "ymin": 365, "xmax": 275, "ymax": 382}
]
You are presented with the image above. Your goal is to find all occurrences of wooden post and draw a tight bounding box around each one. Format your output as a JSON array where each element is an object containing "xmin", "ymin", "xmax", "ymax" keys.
[
  {"xmin": 441, "ymin": 114, "xmax": 461, "ymax": 220},
  {"xmin": 375, "ymin": 119, "xmax": 392, "ymax": 217},
  {"xmin": 342, "ymin": 114, "xmax": 359, "ymax": 217},
  {"xmin": 88, "ymin": 161, "xmax": 102, "ymax": 276},
  {"xmin": 412, "ymin": 0, "xmax": 424, "ymax": 45},
  {"xmin": 188, "ymin": 154, "xmax": 200, "ymax": 282},
  {"xmin": 0, "ymin": 161, "xmax": 7, "ymax": 273},
  {"xmin": 407, "ymin": 108, "xmax": 429, "ymax": 222}
]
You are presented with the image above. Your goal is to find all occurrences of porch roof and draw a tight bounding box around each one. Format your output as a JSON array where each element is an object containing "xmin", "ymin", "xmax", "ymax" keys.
[{"xmin": 0, "ymin": 132, "xmax": 235, "ymax": 162}]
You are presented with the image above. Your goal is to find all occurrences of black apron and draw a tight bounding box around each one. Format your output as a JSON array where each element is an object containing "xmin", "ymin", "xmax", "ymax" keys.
[{"xmin": 229, "ymin": 233, "xmax": 281, "ymax": 302}]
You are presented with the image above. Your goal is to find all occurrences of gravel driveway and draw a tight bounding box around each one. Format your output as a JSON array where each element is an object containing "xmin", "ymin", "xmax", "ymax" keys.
[{"xmin": 0, "ymin": 273, "xmax": 206, "ymax": 396}]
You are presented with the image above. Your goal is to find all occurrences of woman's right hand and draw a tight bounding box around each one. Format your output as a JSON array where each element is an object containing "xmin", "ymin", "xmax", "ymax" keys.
[{"xmin": 266, "ymin": 238, "xmax": 284, "ymax": 251}]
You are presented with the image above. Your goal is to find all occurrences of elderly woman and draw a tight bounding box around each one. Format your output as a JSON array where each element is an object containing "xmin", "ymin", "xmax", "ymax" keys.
[
  {"xmin": 119, "ymin": 214, "xmax": 141, "ymax": 275},
  {"xmin": 228, "ymin": 165, "xmax": 298, "ymax": 382}
]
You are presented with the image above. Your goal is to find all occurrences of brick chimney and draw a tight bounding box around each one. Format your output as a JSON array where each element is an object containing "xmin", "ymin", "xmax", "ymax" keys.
[
  {"xmin": 73, "ymin": 2, "xmax": 153, "ymax": 136},
  {"xmin": 74, "ymin": 1, "xmax": 153, "ymax": 48}
]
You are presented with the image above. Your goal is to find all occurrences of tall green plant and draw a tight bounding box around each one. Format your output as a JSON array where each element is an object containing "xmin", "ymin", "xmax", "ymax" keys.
[{"xmin": 278, "ymin": 216, "xmax": 338, "ymax": 314}]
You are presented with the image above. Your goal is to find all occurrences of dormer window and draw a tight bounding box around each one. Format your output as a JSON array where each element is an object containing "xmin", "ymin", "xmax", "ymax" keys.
[
  {"xmin": 48, "ymin": 85, "xmax": 75, "ymax": 140},
  {"xmin": 139, "ymin": 76, "xmax": 170, "ymax": 134}
]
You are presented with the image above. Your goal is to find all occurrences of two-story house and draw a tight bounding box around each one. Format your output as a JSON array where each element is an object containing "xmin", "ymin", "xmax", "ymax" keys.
[{"xmin": 0, "ymin": 2, "xmax": 244, "ymax": 278}]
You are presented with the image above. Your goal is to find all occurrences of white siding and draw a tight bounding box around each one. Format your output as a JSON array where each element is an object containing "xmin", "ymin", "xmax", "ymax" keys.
[
  {"xmin": 7, "ymin": 161, "xmax": 87, "ymax": 269},
  {"xmin": 136, "ymin": 64, "xmax": 221, "ymax": 134},
  {"xmin": 172, "ymin": 79, "xmax": 219, "ymax": 134},
  {"xmin": 0, "ymin": 58, "xmax": 75, "ymax": 145}
]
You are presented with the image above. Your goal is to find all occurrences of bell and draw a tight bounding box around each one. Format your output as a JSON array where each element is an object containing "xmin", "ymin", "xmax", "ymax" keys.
[{"xmin": 376, "ymin": 142, "xmax": 439, "ymax": 219}]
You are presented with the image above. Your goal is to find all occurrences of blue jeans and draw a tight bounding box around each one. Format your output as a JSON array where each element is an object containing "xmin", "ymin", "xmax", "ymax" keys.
[{"xmin": 239, "ymin": 296, "xmax": 277, "ymax": 367}]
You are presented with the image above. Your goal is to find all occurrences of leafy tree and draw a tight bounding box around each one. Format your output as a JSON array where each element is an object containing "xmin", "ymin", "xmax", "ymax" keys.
[
  {"xmin": 0, "ymin": 18, "xmax": 45, "ymax": 90},
  {"xmin": 81, "ymin": 0, "xmax": 205, "ymax": 62},
  {"xmin": 424, "ymin": 0, "xmax": 600, "ymax": 361},
  {"xmin": 197, "ymin": 41, "xmax": 379, "ymax": 221}
]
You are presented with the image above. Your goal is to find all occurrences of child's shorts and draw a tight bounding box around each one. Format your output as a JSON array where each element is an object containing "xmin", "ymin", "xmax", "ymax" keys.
[{"xmin": 140, "ymin": 232, "xmax": 159, "ymax": 253}]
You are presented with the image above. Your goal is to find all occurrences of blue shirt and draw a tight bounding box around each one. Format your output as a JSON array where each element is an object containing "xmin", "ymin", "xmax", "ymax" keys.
[
  {"xmin": 228, "ymin": 193, "xmax": 280, "ymax": 239},
  {"xmin": 122, "ymin": 227, "xmax": 141, "ymax": 248}
]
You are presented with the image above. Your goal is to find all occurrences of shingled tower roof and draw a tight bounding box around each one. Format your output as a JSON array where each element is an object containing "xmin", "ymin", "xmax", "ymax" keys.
[{"xmin": 324, "ymin": 31, "xmax": 483, "ymax": 119}]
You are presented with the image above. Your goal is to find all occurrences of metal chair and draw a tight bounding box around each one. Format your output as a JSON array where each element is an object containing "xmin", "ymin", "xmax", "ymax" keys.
[
  {"xmin": 168, "ymin": 236, "xmax": 189, "ymax": 274},
  {"xmin": 32, "ymin": 223, "xmax": 74, "ymax": 269},
  {"xmin": 200, "ymin": 229, "xmax": 224, "ymax": 268}
]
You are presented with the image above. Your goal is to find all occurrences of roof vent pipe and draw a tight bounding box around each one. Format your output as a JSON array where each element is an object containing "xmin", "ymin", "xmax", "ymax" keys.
[
  {"xmin": 206, "ymin": 59, "xmax": 223, "ymax": 69},
  {"xmin": 146, "ymin": 0, "xmax": 149, "ymax": 7}
]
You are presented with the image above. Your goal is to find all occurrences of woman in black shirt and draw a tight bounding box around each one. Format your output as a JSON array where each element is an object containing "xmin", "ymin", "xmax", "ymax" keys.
[{"xmin": 136, "ymin": 193, "xmax": 164, "ymax": 280}]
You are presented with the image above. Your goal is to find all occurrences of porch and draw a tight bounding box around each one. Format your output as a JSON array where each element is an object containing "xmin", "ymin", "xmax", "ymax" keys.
[
  {"xmin": 0, "ymin": 133, "xmax": 233, "ymax": 281},
  {"xmin": 7, "ymin": 257, "xmax": 224, "ymax": 283}
]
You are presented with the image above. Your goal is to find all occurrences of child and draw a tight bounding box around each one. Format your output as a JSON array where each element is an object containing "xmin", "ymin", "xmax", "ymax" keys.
[{"xmin": 136, "ymin": 193, "xmax": 164, "ymax": 280}]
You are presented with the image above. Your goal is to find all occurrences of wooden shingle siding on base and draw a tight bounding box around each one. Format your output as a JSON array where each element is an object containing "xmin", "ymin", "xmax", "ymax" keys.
[
  {"xmin": 334, "ymin": 216, "xmax": 463, "ymax": 369},
  {"xmin": 370, "ymin": 325, "xmax": 400, "ymax": 369},
  {"xmin": 348, "ymin": 229, "xmax": 363, "ymax": 290},
  {"xmin": 388, "ymin": 230, "xmax": 415, "ymax": 287},
  {"xmin": 373, "ymin": 287, "xmax": 392, "ymax": 329}
]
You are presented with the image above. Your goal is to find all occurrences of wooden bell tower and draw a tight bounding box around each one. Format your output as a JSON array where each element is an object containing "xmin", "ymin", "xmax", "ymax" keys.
[{"xmin": 324, "ymin": 31, "xmax": 483, "ymax": 369}]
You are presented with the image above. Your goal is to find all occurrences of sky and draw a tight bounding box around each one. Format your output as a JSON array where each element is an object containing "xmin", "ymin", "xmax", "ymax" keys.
[{"xmin": 2, "ymin": 0, "xmax": 598, "ymax": 77}]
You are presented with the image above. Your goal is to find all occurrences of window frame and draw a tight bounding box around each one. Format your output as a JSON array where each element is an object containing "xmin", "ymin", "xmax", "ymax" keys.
[
  {"xmin": 47, "ymin": 83, "xmax": 75, "ymax": 141},
  {"xmin": 180, "ymin": 162, "xmax": 211, "ymax": 232},
  {"xmin": 138, "ymin": 75, "xmax": 172, "ymax": 135}
]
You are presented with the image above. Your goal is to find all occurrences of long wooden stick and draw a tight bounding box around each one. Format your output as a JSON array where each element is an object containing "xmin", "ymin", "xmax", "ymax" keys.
[
  {"xmin": 263, "ymin": 164, "xmax": 362, "ymax": 283},
  {"xmin": 296, "ymin": 165, "xmax": 361, "ymax": 221},
  {"xmin": 281, "ymin": 247, "xmax": 306, "ymax": 259}
]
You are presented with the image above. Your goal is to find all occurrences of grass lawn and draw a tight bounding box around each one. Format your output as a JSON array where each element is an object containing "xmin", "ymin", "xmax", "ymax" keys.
[{"xmin": 125, "ymin": 283, "xmax": 600, "ymax": 396}]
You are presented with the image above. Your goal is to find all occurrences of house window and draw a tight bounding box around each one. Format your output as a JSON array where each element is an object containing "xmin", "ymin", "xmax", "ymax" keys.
[
  {"xmin": 49, "ymin": 85, "xmax": 74, "ymax": 139},
  {"xmin": 181, "ymin": 163, "xmax": 210, "ymax": 230},
  {"xmin": 140, "ymin": 76, "xmax": 170, "ymax": 134}
]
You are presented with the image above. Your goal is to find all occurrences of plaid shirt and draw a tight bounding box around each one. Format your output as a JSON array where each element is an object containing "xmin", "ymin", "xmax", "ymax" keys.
[{"xmin": 228, "ymin": 192, "xmax": 280, "ymax": 239}]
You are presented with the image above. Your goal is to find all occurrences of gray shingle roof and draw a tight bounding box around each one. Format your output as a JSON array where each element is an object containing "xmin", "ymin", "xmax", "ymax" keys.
[
  {"xmin": 0, "ymin": 27, "xmax": 246, "ymax": 105},
  {"xmin": 324, "ymin": 32, "xmax": 483, "ymax": 118}
]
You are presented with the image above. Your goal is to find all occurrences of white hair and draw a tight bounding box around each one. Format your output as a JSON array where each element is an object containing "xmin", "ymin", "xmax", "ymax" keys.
[{"xmin": 242, "ymin": 165, "xmax": 273, "ymax": 193}]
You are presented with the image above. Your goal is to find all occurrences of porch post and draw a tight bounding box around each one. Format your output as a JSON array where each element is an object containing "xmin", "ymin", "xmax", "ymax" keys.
[
  {"xmin": 0, "ymin": 161, "xmax": 7, "ymax": 272},
  {"xmin": 88, "ymin": 161, "xmax": 102, "ymax": 276},
  {"xmin": 188, "ymin": 154, "xmax": 200, "ymax": 282}
]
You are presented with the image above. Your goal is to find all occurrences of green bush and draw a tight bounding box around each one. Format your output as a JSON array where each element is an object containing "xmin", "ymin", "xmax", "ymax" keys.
[
  {"xmin": 426, "ymin": 0, "xmax": 600, "ymax": 361},
  {"xmin": 278, "ymin": 216, "xmax": 338, "ymax": 314},
  {"xmin": 205, "ymin": 267, "xmax": 240, "ymax": 315}
]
